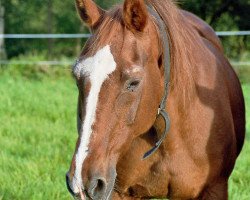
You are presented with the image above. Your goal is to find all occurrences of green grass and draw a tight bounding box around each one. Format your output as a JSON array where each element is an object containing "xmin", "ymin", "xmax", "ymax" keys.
[
  {"xmin": 0, "ymin": 71, "xmax": 77, "ymax": 200},
  {"xmin": 229, "ymin": 84, "xmax": 250, "ymax": 200},
  {"xmin": 0, "ymin": 70, "xmax": 249, "ymax": 200}
]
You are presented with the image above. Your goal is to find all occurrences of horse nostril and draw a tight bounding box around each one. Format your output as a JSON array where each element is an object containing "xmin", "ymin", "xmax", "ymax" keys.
[
  {"xmin": 95, "ymin": 178, "xmax": 105, "ymax": 193},
  {"xmin": 88, "ymin": 178, "xmax": 107, "ymax": 199}
]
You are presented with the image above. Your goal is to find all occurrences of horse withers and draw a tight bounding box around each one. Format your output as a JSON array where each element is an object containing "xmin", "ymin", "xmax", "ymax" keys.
[{"xmin": 66, "ymin": 0, "xmax": 245, "ymax": 199}]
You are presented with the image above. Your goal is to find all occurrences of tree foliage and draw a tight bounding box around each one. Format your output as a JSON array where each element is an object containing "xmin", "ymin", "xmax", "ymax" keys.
[
  {"xmin": 2, "ymin": 0, "xmax": 250, "ymax": 60},
  {"xmin": 180, "ymin": 0, "xmax": 250, "ymax": 59}
]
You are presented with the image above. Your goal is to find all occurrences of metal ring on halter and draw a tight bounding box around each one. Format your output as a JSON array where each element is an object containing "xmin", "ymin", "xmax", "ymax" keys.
[{"xmin": 143, "ymin": 110, "xmax": 170, "ymax": 159}]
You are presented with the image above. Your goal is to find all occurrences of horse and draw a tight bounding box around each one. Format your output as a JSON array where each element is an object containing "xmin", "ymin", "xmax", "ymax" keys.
[{"xmin": 66, "ymin": 0, "xmax": 245, "ymax": 199}]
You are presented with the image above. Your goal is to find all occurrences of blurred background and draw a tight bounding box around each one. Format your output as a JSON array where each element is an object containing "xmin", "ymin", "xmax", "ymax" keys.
[
  {"xmin": 1, "ymin": 0, "xmax": 250, "ymax": 78},
  {"xmin": 0, "ymin": 0, "xmax": 249, "ymax": 200}
]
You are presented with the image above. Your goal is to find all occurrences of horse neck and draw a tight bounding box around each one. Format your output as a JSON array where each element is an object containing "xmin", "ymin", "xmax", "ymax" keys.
[{"xmin": 149, "ymin": 1, "xmax": 198, "ymax": 106}]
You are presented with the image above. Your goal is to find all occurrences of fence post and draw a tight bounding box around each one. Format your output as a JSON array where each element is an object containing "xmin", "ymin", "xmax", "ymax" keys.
[
  {"xmin": 0, "ymin": 2, "xmax": 6, "ymax": 60},
  {"xmin": 47, "ymin": 0, "xmax": 54, "ymax": 59}
]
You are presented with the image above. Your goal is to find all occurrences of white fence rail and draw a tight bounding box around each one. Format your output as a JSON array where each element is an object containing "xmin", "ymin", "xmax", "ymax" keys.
[
  {"xmin": 216, "ymin": 31, "xmax": 250, "ymax": 36},
  {"xmin": 0, "ymin": 31, "xmax": 249, "ymax": 66},
  {"xmin": 0, "ymin": 31, "xmax": 250, "ymax": 39},
  {"xmin": 0, "ymin": 33, "xmax": 91, "ymax": 39}
]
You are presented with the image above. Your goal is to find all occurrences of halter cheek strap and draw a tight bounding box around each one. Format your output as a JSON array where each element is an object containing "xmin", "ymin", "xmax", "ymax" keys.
[{"xmin": 143, "ymin": 3, "xmax": 171, "ymax": 159}]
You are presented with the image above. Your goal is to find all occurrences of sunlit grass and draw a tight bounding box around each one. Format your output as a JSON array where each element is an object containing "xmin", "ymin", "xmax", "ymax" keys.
[{"xmin": 0, "ymin": 73, "xmax": 77, "ymax": 200}]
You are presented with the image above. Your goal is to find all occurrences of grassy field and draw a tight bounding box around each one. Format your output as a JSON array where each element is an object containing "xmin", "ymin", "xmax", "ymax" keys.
[{"xmin": 0, "ymin": 69, "xmax": 249, "ymax": 200}]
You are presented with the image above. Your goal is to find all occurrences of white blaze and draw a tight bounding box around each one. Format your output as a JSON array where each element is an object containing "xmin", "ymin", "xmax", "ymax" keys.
[{"xmin": 72, "ymin": 45, "xmax": 116, "ymax": 193}]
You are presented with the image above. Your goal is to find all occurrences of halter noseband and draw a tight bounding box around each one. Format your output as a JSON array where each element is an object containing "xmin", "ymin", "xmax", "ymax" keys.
[{"xmin": 142, "ymin": 3, "xmax": 171, "ymax": 159}]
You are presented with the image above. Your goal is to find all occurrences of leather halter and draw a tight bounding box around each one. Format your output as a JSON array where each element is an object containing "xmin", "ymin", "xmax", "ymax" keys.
[{"xmin": 143, "ymin": 3, "xmax": 171, "ymax": 159}]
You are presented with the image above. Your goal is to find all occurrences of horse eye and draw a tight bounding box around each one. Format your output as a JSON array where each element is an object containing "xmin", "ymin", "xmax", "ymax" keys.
[{"xmin": 126, "ymin": 80, "xmax": 141, "ymax": 92}]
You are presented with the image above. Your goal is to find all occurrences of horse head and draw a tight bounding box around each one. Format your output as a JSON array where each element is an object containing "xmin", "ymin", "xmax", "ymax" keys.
[{"xmin": 66, "ymin": 0, "xmax": 166, "ymax": 199}]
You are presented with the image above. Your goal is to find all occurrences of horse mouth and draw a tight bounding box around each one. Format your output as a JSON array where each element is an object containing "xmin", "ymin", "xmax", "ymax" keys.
[{"xmin": 70, "ymin": 187, "xmax": 114, "ymax": 200}]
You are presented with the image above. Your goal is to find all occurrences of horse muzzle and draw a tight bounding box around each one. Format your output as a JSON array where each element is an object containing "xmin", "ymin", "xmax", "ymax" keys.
[{"xmin": 66, "ymin": 171, "xmax": 116, "ymax": 200}]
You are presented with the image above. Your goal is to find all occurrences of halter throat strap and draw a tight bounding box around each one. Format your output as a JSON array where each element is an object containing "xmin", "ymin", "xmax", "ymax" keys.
[{"xmin": 143, "ymin": 3, "xmax": 171, "ymax": 159}]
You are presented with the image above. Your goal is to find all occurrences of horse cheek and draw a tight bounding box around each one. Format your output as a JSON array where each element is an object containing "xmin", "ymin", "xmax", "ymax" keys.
[{"xmin": 126, "ymin": 94, "xmax": 142, "ymax": 125}]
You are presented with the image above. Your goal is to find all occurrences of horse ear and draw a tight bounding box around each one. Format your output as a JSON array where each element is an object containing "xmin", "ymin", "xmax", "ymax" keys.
[
  {"xmin": 75, "ymin": 0, "xmax": 105, "ymax": 29},
  {"xmin": 123, "ymin": 0, "xmax": 148, "ymax": 33}
]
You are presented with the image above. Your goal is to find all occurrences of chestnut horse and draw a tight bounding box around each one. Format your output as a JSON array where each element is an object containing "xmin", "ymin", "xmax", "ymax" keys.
[{"xmin": 66, "ymin": 0, "xmax": 245, "ymax": 199}]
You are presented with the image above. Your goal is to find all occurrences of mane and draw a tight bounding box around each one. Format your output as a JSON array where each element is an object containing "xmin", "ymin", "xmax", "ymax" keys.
[
  {"xmin": 146, "ymin": 0, "xmax": 208, "ymax": 105},
  {"xmin": 84, "ymin": 0, "xmax": 211, "ymax": 105}
]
